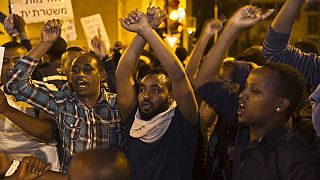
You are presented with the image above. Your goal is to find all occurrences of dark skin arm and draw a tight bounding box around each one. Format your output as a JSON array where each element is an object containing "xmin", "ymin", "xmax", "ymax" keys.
[
  {"xmin": 0, "ymin": 90, "xmax": 57, "ymax": 142},
  {"xmin": 117, "ymin": 7, "xmax": 166, "ymax": 120},
  {"xmin": 4, "ymin": 156, "xmax": 67, "ymax": 180}
]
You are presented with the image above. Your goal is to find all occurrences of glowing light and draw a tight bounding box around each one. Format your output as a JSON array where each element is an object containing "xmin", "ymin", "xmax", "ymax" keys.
[
  {"xmin": 178, "ymin": 25, "xmax": 183, "ymax": 32},
  {"xmin": 169, "ymin": 10, "xmax": 179, "ymax": 21},
  {"xmin": 166, "ymin": 36, "xmax": 178, "ymax": 48},
  {"xmin": 178, "ymin": 8, "xmax": 186, "ymax": 21}
]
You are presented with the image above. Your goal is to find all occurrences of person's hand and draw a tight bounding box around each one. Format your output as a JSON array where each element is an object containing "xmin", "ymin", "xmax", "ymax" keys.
[
  {"xmin": 91, "ymin": 29, "xmax": 107, "ymax": 59},
  {"xmin": 119, "ymin": 10, "xmax": 152, "ymax": 34},
  {"xmin": 146, "ymin": 7, "xmax": 166, "ymax": 29},
  {"xmin": 40, "ymin": 19, "xmax": 62, "ymax": 44},
  {"xmin": 228, "ymin": 5, "xmax": 274, "ymax": 30},
  {"xmin": 0, "ymin": 90, "xmax": 9, "ymax": 114},
  {"xmin": 13, "ymin": 14, "xmax": 26, "ymax": 33},
  {"xmin": 16, "ymin": 156, "xmax": 51, "ymax": 180},
  {"xmin": 202, "ymin": 18, "xmax": 225, "ymax": 36},
  {"xmin": 4, "ymin": 15, "xmax": 19, "ymax": 37}
]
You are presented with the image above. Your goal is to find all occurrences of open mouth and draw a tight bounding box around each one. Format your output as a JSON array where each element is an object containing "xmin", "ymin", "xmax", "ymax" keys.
[
  {"xmin": 76, "ymin": 80, "xmax": 88, "ymax": 89},
  {"xmin": 141, "ymin": 101, "xmax": 153, "ymax": 109},
  {"xmin": 237, "ymin": 101, "xmax": 246, "ymax": 116}
]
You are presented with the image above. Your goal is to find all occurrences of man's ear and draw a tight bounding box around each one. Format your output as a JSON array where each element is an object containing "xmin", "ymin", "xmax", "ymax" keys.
[
  {"xmin": 99, "ymin": 70, "xmax": 107, "ymax": 81},
  {"xmin": 276, "ymin": 98, "xmax": 290, "ymax": 113}
]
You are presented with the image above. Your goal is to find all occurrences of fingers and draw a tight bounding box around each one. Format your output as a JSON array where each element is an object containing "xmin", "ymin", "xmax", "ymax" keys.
[
  {"xmin": 261, "ymin": 9, "xmax": 275, "ymax": 20},
  {"xmin": 28, "ymin": 156, "xmax": 49, "ymax": 175},
  {"xmin": 119, "ymin": 18, "xmax": 129, "ymax": 28},
  {"xmin": 42, "ymin": 19, "xmax": 62, "ymax": 34}
]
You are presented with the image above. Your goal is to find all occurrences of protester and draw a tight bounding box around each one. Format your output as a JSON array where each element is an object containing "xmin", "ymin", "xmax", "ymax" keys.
[
  {"xmin": 5, "ymin": 19, "xmax": 122, "ymax": 172},
  {"xmin": 117, "ymin": 7, "xmax": 198, "ymax": 180},
  {"xmin": 0, "ymin": 41, "xmax": 60, "ymax": 171},
  {"xmin": 262, "ymin": 0, "xmax": 320, "ymax": 145},
  {"xmin": 234, "ymin": 62, "xmax": 320, "ymax": 179},
  {"xmin": 186, "ymin": 6, "xmax": 272, "ymax": 179}
]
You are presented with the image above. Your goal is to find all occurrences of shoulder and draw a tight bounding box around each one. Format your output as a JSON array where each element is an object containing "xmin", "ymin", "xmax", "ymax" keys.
[{"xmin": 278, "ymin": 131, "xmax": 320, "ymax": 167}]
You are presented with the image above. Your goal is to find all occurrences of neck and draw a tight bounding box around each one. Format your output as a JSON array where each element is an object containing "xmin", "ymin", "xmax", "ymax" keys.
[
  {"xmin": 249, "ymin": 117, "xmax": 286, "ymax": 142},
  {"xmin": 78, "ymin": 92, "xmax": 101, "ymax": 109}
]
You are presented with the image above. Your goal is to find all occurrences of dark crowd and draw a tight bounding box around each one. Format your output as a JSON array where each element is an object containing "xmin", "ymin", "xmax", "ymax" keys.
[{"xmin": 0, "ymin": 0, "xmax": 320, "ymax": 179}]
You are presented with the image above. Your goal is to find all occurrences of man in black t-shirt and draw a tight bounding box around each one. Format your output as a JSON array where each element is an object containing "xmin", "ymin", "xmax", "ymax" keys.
[{"xmin": 116, "ymin": 8, "xmax": 198, "ymax": 180}]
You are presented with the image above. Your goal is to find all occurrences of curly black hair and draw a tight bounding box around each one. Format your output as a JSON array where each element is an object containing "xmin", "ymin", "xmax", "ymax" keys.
[{"xmin": 263, "ymin": 62, "xmax": 307, "ymax": 117}]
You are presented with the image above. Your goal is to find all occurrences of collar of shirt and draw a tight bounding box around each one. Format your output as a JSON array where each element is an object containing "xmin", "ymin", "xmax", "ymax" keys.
[{"xmin": 244, "ymin": 125, "xmax": 293, "ymax": 152}]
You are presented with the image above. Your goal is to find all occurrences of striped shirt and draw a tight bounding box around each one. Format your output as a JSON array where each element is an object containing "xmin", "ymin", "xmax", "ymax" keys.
[
  {"xmin": 6, "ymin": 56, "xmax": 122, "ymax": 172},
  {"xmin": 262, "ymin": 26, "xmax": 320, "ymax": 86}
]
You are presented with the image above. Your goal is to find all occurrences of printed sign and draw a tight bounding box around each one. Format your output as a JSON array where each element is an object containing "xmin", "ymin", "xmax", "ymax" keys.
[
  {"xmin": 61, "ymin": 19, "xmax": 77, "ymax": 42},
  {"xmin": 10, "ymin": 0, "xmax": 74, "ymax": 23},
  {"xmin": 80, "ymin": 14, "xmax": 110, "ymax": 51}
]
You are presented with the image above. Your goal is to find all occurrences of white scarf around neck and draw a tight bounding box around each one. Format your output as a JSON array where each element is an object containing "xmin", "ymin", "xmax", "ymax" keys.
[{"xmin": 130, "ymin": 101, "xmax": 177, "ymax": 143}]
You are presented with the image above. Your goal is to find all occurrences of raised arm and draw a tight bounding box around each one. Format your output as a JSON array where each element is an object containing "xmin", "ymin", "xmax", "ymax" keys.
[
  {"xmin": 14, "ymin": 14, "xmax": 32, "ymax": 51},
  {"xmin": 197, "ymin": 6, "xmax": 274, "ymax": 87},
  {"xmin": 117, "ymin": 7, "xmax": 166, "ymax": 120},
  {"xmin": 0, "ymin": 90, "xmax": 57, "ymax": 142},
  {"xmin": 262, "ymin": 0, "xmax": 320, "ymax": 85},
  {"xmin": 271, "ymin": 0, "xmax": 303, "ymax": 34},
  {"xmin": 122, "ymin": 10, "xmax": 198, "ymax": 124},
  {"xmin": 5, "ymin": 19, "xmax": 63, "ymax": 115},
  {"xmin": 185, "ymin": 19, "xmax": 223, "ymax": 89}
]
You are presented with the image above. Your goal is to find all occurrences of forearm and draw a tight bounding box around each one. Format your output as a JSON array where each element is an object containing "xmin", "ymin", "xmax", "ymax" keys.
[
  {"xmin": 271, "ymin": 0, "xmax": 303, "ymax": 34},
  {"xmin": 116, "ymin": 35, "xmax": 146, "ymax": 79},
  {"xmin": 2, "ymin": 106, "xmax": 55, "ymax": 142},
  {"xmin": 197, "ymin": 23, "xmax": 241, "ymax": 86},
  {"xmin": 140, "ymin": 27, "xmax": 186, "ymax": 81},
  {"xmin": 27, "ymin": 41, "xmax": 53, "ymax": 60},
  {"xmin": 186, "ymin": 32, "xmax": 212, "ymax": 89}
]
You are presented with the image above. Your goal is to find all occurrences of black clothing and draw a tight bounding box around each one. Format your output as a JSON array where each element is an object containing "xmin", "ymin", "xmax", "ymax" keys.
[
  {"xmin": 32, "ymin": 62, "xmax": 67, "ymax": 90},
  {"xmin": 232, "ymin": 125, "xmax": 320, "ymax": 180},
  {"xmin": 123, "ymin": 107, "xmax": 198, "ymax": 180}
]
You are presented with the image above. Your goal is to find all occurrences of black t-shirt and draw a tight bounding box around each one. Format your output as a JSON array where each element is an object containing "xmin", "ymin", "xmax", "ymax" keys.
[{"xmin": 123, "ymin": 107, "xmax": 198, "ymax": 180}]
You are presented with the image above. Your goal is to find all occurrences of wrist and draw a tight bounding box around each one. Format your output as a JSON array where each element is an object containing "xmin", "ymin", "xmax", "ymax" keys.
[
  {"xmin": 19, "ymin": 31, "xmax": 28, "ymax": 40},
  {"xmin": 201, "ymin": 32, "xmax": 215, "ymax": 40},
  {"xmin": 139, "ymin": 25, "xmax": 154, "ymax": 37},
  {"xmin": 37, "ymin": 41, "xmax": 54, "ymax": 49},
  {"xmin": 225, "ymin": 22, "xmax": 243, "ymax": 33}
]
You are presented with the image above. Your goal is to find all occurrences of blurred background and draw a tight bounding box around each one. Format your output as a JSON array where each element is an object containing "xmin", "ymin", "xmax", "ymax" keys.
[{"xmin": 0, "ymin": 0, "xmax": 319, "ymax": 56}]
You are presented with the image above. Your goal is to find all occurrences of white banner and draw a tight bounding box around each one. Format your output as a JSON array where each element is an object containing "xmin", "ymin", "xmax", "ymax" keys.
[
  {"xmin": 10, "ymin": 0, "xmax": 74, "ymax": 24},
  {"xmin": 80, "ymin": 14, "xmax": 110, "ymax": 51}
]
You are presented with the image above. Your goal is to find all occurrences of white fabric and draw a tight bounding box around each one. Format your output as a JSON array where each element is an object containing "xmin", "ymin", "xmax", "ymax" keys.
[
  {"xmin": 310, "ymin": 84, "xmax": 320, "ymax": 136},
  {"xmin": 4, "ymin": 160, "xmax": 20, "ymax": 177},
  {"xmin": 130, "ymin": 102, "xmax": 177, "ymax": 143},
  {"xmin": 0, "ymin": 86, "xmax": 60, "ymax": 171}
]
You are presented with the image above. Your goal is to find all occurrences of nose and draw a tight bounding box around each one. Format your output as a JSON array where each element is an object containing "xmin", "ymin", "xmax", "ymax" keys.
[
  {"xmin": 239, "ymin": 87, "xmax": 248, "ymax": 100},
  {"xmin": 142, "ymin": 90, "xmax": 151, "ymax": 100},
  {"xmin": 77, "ymin": 70, "xmax": 85, "ymax": 78}
]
